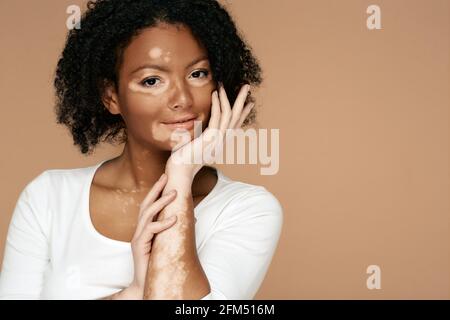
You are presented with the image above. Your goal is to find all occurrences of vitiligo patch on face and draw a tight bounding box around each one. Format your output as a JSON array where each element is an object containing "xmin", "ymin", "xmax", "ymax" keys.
[
  {"xmin": 128, "ymin": 81, "xmax": 147, "ymax": 94},
  {"xmin": 152, "ymin": 122, "xmax": 170, "ymax": 143},
  {"xmin": 189, "ymin": 76, "xmax": 211, "ymax": 88},
  {"xmin": 148, "ymin": 47, "xmax": 163, "ymax": 59},
  {"xmin": 148, "ymin": 47, "xmax": 171, "ymax": 64},
  {"xmin": 128, "ymin": 81, "xmax": 169, "ymax": 95},
  {"xmin": 163, "ymin": 51, "xmax": 172, "ymax": 63}
]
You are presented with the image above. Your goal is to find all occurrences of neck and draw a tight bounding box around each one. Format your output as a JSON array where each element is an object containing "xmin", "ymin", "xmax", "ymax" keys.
[
  {"xmin": 113, "ymin": 138, "xmax": 171, "ymax": 192},
  {"xmin": 109, "ymin": 138, "xmax": 216, "ymax": 197}
]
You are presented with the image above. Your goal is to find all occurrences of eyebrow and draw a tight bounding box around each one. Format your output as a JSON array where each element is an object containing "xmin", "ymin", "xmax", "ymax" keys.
[{"xmin": 130, "ymin": 56, "xmax": 208, "ymax": 75}]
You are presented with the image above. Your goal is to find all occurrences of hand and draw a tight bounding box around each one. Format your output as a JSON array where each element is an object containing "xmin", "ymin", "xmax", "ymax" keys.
[
  {"xmin": 128, "ymin": 173, "xmax": 178, "ymax": 298},
  {"xmin": 165, "ymin": 83, "xmax": 255, "ymax": 191}
]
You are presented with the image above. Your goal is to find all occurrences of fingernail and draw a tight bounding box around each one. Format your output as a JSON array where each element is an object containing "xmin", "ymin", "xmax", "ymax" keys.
[
  {"xmin": 159, "ymin": 173, "xmax": 166, "ymax": 181},
  {"xmin": 170, "ymin": 189, "xmax": 177, "ymax": 195}
]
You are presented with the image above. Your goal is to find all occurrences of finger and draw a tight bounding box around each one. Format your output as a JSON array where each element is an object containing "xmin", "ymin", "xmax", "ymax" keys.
[
  {"xmin": 135, "ymin": 190, "xmax": 177, "ymax": 236},
  {"xmin": 201, "ymin": 90, "xmax": 221, "ymax": 146},
  {"xmin": 236, "ymin": 102, "xmax": 255, "ymax": 128},
  {"xmin": 218, "ymin": 84, "xmax": 232, "ymax": 132},
  {"xmin": 134, "ymin": 216, "xmax": 177, "ymax": 244},
  {"xmin": 143, "ymin": 216, "xmax": 178, "ymax": 240},
  {"xmin": 143, "ymin": 190, "xmax": 177, "ymax": 223},
  {"xmin": 139, "ymin": 173, "xmax": 168, "ymax": 216},
  {"xmin": 229, "ymin": 84, "xmax": 251, "ymax": 128},
  {"xmin": 139, "ymin": 190, "xmax": 176, "ymax": 228},
  {"xmin": 149, "ymin": 216, "xmax": 177, "ymax": 234},
  {"xmin": 208, "ymin": 90, "xmax": 221, "ymax": 130}
]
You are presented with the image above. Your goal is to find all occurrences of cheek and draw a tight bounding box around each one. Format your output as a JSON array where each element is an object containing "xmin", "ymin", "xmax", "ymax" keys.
[
  {"xmin": 123, "ymin": 82, "xmax": 167, "ymax": 118},
  {"xmin": 121, "ymin": 81, "xmax": 215, "ymax": 149},
  {"xmin": 190, "ymin": 78, "xmax": 212, "ymax": 88},
  {"xmin": 193, "ymin": 89, "xmax": 213, "ymax": 123},
  {"xmin": 121, "ymin": 94, "xmax": 178, "ymax": 148},
  {"xmin": 120, "ymin": 86, "xmax": 166, "ymax": 136},
  {"xmin": 151, "ymin": 121, "xmax": 169, "ymax": 144}
]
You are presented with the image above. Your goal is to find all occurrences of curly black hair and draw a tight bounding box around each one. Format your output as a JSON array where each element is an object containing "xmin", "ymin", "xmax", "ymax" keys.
[{"xmin": 54, "ymin": 0, "xmax": 262, "ymax": 155}]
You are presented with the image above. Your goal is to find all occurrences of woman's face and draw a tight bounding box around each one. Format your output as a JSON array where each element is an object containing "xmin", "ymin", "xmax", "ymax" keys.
[{"xmin": 107, "ymin": 22, "xmax": 216, "ymax": 151}]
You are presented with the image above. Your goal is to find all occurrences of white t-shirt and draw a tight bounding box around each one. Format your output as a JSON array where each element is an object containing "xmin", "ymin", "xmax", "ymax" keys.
[{"xmin": 0, "ymin": 159, "xmax": 283, "ymax": 300}]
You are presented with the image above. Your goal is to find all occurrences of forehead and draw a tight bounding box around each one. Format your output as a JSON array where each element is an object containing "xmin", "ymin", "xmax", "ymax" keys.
[{"xmin": 121, "ymin": 23, "xmax": 207, "ymax": 71}]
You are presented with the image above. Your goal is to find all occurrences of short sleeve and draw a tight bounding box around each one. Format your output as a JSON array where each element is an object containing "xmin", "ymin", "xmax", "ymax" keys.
[
  {"xmin": 198, "ymin": 186, "xmax": 283, "ymax": 300},
  {"xmin": 0, "ymin": 171, "xmax": 51, "ymax": 299}
]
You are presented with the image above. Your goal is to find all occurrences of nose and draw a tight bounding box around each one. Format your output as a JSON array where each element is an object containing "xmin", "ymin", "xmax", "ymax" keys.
[{"xmin": 168, "ymin": 79, "xmax": 193, "ymax": 111}]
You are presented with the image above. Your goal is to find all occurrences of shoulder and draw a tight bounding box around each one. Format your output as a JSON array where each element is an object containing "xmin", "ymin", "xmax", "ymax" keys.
[
  {"xmin": 19, "ymin": 163, "xmax": 97, "ymax": 206},
  {"xmin": 37, "ymin": 163, "xmax": 96, "ymax": 191},
  {"xmin": 11, "ymin": 163, "xmax": 98, "ymax": 225},
  {"xmin": 217, "ymin": 171, "xmax": 282, "ymax": 211},
  {"xmin": 212, "ymin": 171, "xmax": 284, "ymax": 230},
  {"xmin": 225, "ymin": 181, "xmax": 282, "ymax": 214}
]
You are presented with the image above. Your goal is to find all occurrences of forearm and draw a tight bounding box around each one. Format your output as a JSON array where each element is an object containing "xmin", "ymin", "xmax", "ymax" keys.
[
  {"xmin": 98, "ymin": 285, "xmax": 142, "ymax": 300},
  {"xmin": 143, "ymin": 183, "xmax": 210, "ymax": 299}
]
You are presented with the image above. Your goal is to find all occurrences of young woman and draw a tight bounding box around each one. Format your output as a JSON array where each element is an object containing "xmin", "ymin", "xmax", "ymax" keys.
[{"xmin": 0, "ymin": 0, "xmax": 283, "ymax": 300}]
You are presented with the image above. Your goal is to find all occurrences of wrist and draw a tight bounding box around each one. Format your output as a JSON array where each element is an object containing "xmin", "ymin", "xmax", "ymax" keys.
[{"xmin": 164, "ymin": 174, "xmax": 193, "ymax": 197}]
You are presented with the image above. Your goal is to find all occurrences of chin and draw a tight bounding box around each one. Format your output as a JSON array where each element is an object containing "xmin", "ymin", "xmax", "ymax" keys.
[
  {"xmin": 164, "ymin": 130, "xmax": 195, "ymax": 151},
  {"xmin": 156, "ymin": 118, "xmax": 206, "ymax": 151}
]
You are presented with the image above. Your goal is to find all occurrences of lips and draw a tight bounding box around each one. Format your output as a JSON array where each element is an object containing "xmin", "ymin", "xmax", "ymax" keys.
[
  {"xmin": 161, "ymin": 114, "xmax": 198, "ymax": 130},
  {"xmin": 162, "ymin": 114, "xmax": 197, "ymax": 124}
]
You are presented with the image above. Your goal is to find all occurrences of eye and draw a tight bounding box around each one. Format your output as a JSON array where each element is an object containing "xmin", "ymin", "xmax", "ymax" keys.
[
  {"xmin": 190, "ymin": 69, "xmax": 209, "ymax": 79},
  {"xmin": 141, "ymin": 77, "xmax": 161, "ymax": 87}
]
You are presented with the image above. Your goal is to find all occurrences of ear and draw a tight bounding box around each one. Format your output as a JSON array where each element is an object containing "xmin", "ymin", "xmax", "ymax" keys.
[{"xmin": 101, "ymin": 80, "xmax": 121, "ymax": 115}]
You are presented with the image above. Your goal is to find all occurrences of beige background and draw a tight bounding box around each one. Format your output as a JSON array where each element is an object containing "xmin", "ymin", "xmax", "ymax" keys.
[{"xmin": 0, "ymin": 0, "xmax": 448, "ymax": 299}]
